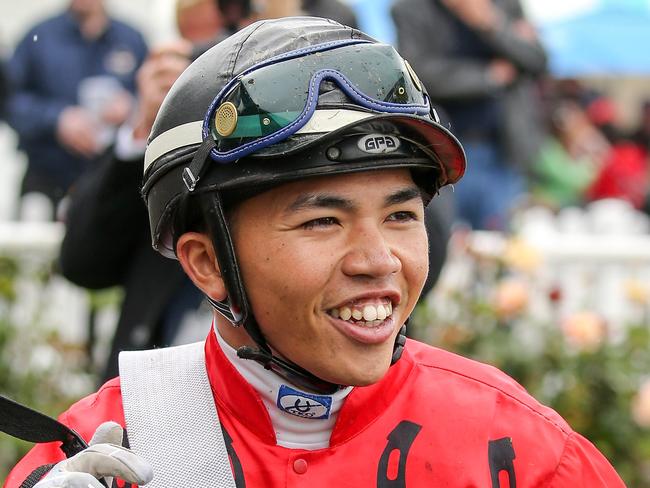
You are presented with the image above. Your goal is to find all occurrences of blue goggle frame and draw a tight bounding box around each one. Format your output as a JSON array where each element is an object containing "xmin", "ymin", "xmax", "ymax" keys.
[{"xmin": 202, "ymin": 39, "xmax": 432, "ymax": 164}]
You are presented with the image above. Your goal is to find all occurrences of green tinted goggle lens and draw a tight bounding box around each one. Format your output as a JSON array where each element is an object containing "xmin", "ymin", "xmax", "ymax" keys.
[{"xmin": 209, "ymin": 42, "xmax": 426, "ymax": 152}]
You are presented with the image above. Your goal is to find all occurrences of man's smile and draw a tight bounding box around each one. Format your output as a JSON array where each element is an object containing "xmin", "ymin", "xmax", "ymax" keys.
[{"xmin": 327, "ymin": 299, "xmax": 394, "ymax": 326}]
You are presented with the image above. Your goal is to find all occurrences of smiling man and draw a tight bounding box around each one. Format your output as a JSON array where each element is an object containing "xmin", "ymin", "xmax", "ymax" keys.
[
  {"xmin": 196, "ymin": 169, "xmax": 427, "ymax": 389},
  {"xmin": 6, "ymin": 16, "xmax": 624, "ymax": 488}
]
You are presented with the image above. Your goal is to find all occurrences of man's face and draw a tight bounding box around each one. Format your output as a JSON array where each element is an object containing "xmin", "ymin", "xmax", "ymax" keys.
[
  {"xmin": 227, "ymin": 169, "xmax": 429, "ymax": 387},
  {"xmin": 69, "ymin": 0, "xmax": 104, "ymax": 18},
  {"xmin": 177, "ymin": 1, "xmax": 223, "ymax": 43}
]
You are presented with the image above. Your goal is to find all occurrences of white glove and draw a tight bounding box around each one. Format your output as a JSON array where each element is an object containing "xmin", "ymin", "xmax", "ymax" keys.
[{"xmin": 34, "ymin": 421, "xmax": 153, "ymax": 488}]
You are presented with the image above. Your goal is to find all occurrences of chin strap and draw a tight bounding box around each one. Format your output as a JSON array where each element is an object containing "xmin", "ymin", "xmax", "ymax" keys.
[
  {"xmin": 235, "ymin": 323, "xmax": 408, "ymax": 395},
  {"xmin": 391, "ymin": 324, "xmax": 407, "ymax": 364},
  {"xmin": 236, "ymin": 346, "xmax": 341, "ymax": 395}
]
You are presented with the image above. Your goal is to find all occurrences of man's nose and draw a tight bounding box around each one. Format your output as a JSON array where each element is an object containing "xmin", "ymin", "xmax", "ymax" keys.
[{"xmin": 340, "ymin": 223, "xmax": 401, "ymax": 278}]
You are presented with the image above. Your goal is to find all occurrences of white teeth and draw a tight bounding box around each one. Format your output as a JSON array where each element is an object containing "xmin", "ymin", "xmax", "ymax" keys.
[
  {"xmin": 329, "ymin": 302, "xmax": 394, "ymax": 323},
  {"xmin": 339, "ymin": 307, "xmax": 352, "ymax": 321},
  {"xmin": 363, "ymin": 305, "xmax": 378, "ymax": 322},
  {"xmin": 377, "ymin": 305, "xmax": 387, "ymax": 321}
]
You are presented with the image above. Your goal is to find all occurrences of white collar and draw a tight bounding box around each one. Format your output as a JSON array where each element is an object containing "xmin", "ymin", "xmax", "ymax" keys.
[{"xmin": 214, "ymin": 327, "xmax": 353, "ymax": 450}]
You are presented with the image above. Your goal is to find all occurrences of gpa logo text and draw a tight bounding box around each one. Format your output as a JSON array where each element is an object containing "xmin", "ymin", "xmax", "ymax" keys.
[{"xmin": 358, "ymin": 134, "xmax": 401, "ymax": 154}]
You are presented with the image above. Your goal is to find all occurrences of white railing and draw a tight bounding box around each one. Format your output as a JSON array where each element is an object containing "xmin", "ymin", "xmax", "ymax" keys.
[
  {"xmin": 436, "ymin": 200, "xmax": 650, "ymax": 340},
  {"xmin": 0, "ymin": 221, "xmax": 117, "ymax": 357},
  {"xmin": 0, "ymin": 221, "xmax": 64, "ymax": 256}
]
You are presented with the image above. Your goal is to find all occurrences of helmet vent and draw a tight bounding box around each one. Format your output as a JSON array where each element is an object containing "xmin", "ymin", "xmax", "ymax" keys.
[{"xmin": 215, "ymin": 102, "xmax": 238, "ymax": 137}]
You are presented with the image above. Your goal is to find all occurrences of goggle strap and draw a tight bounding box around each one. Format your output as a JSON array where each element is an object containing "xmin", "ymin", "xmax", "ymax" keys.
[
  {"xmin": 183, "ymin": 138, "xmax": 217, "ymax": 192},
  {"xmin": 209, "ymin": 70, "xmax": 429, "ymax": 163}
]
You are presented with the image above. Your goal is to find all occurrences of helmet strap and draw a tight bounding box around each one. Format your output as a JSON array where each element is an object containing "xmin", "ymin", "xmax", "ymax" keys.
[
  {"xmin": 237, "ymin": 324, "xmax": 407, "ymax": 395},
  {"xmin": 392, "ymin": 324, "xmax": 407, "ymax": 363},
  {"xmin": 236, "ymin": 346, "xmax": 342, "ymax": 394},
  {"xmin": 183, "ymin": 138, "xmax": 217, "ymax": 192}
]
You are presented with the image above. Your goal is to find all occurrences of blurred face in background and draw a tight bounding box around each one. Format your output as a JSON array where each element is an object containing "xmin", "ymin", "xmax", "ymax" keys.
[
  {"xmin": 253, "ymin": 0, "xmax": 302, "ymax": 19},
  {"xmin": 69, "ymin": 0, "xmax": 105, "ymax": 19},
  {"xmin": 176, "ymin": 0, "xmax": 223, "ymax": 43}
]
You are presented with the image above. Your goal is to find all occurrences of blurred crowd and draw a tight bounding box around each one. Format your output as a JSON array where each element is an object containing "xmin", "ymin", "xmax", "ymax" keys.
[
  {"xmin": 0, "ymin": 0, "xmax": 649, "ymax": 378},
  {"xmin": 531, "ymin": 78, "xmax": 650, "ymax": 213},
  {"xmin": 0, "ymin": 0, "xmax": 363, "ymax": 383}
]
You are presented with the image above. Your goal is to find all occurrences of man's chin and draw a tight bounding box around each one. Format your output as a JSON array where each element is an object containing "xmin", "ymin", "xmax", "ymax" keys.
[{"xmin": 319, "ymin": 359, "xmax": 393, "ymax": 388}]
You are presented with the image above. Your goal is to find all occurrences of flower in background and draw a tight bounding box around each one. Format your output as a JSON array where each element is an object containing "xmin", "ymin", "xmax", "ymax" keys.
[
  {"xmin": 561, "ymin": 311, "xmax": 606, "ymax": 352},
  {"xmin": 548, "ymin": 285, "xmax": 563, "ymax": 304},
  {"xmin": 494, "ymin": 278, "xmax": 529, "ymax": 320},
  {"xmin": 632, "ymin": 379, "xmax": 650, "ymax": 428},
  {"xmin": 503, "ymin": 238, "xmax": 542, "ymax": 273},
  {"xmin": 625, "ymin": 279, "xmax": 650, "ymax": 305}
]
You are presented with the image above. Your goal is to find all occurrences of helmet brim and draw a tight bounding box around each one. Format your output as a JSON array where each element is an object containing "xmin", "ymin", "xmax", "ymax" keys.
[{"xmin": 251, "ymin": 112, "xmax": 466, "ymax": 186}]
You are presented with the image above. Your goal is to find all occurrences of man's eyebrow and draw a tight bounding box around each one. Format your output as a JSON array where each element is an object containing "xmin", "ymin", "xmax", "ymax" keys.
[
  {"xmin": 285, "ymin": 193, "xmax": 357, "ymax": 213},
  {"xmin": 285, "ymin": 186, "xmax": 423, "ymax": 214},
  {"xmin": 384, "ymin": 186, "xmax": 424, "ymax": 206}
]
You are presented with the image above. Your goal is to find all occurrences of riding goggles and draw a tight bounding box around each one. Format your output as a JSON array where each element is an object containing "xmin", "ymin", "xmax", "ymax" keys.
[{"xmin": 203, "ymin": 39, "xmax": 432, "ymax": 163}]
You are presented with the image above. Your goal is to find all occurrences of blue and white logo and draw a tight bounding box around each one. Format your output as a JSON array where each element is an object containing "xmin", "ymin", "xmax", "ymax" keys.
[{"xmin": 277, "ymin": 385, "xmax": 332, "ymax": 420}]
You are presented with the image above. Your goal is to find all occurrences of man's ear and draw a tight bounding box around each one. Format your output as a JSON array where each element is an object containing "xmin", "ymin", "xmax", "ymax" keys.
[{"xmin": 176, "ymin": 232, "xmax": 228, "ymax": 302}]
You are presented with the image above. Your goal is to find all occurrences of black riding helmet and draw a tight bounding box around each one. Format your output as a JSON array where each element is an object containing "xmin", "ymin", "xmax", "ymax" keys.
[{"xmin": 142, "ymin": 16, "xmax": 465, "ymax": 393}]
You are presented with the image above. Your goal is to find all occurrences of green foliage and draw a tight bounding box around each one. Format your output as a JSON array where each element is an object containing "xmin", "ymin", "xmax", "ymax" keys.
[
  {"xmin": 0, "ymin": 255, "xmax": 95, "ymax": 482},
  {"xmin": 413, "ymin": 270, "xmax": 650, "ymax": 487}
]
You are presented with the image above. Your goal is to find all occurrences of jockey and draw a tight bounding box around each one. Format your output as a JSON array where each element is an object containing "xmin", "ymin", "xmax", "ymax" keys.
[{"xmin": 6, "ymin": 16, "xmax": 623, "ymax": 488}]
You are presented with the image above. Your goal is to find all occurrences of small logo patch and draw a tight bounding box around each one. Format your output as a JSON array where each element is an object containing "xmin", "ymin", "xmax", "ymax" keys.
[
  {"xmin": 277, "ymin": 385, "xmax": 332, "ymax": 420},
  {"xmin": 358, "ymin": 134, "xmax": 401, "ymax": 154}
]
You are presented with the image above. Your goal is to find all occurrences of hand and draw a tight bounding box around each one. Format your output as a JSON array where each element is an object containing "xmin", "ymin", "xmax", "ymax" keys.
[
  {"xmin": 56, "ymin": 106, "xmax": 101, "ymax": 158},
  {"xmin": 512, "ymin": 19, "xmax": 539, "ymax": 42},
  {"xmin": 441, "ymin": 0, "xmax": 499, "ymax": 31},
  {"xmin": 131, "ymin": 42, "xmax": 193, "ymax": 140},
  {"xmin": 101, "ymin": 90, "xmax": 134, "ymax": 126},
  {"xmin": 33, "ymin": 422, "xmax": 153, "ymax": 488},
  {"xmin": 487, "ymin": 58, "xmax": 517, "ymax": 87}
]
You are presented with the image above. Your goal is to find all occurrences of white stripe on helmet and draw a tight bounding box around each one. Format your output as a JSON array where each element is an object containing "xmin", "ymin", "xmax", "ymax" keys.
[{"xmin": 144, "ymin": 109, "xmax": 376, "ymax": 172}]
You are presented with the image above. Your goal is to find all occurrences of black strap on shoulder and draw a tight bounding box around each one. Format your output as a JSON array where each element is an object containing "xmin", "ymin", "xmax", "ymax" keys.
[
  {"xmin": 19, "ymin": 464, "xmax": 56, "ymax": 488},
  {"xmin": 0, "ymin": 395, "xmax": 88, "ymax": 457}
]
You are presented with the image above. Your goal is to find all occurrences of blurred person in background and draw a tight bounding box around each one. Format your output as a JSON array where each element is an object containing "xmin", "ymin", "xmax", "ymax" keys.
[
  {"xmin": 253, "ymin": 0, "xmax": 358, "ymax": 27},
  {"xmin": 59, "ymin": 0, "xmax": 254, "ymax": 384},
  {"xmin": 582, "ymin": 93, "xmax": 649, "ymax": 209},
  {"xmin": 178, "ymin": 0, "xmax": 227, "ymax": 42},
  {"xmin": 531, "ymin": 81, "xmax": 650, "ymax": 212},
  {"xmin": 632, "ymin": 100, "xmax": 650, "ymax": 215},
  {"xmin": 218, "ymin": 0, "xmax": 255, "ymax": 33},
  {"xmin": 5, "ymin": 0, "xmax": 147, "ymax": 220},
  {"xmin": 0, "ymin": 56, "xmax": 7, "ymax": 119},
  {"xmin": 302, "ymin": 0, "xmax": 358, "ymax": 28},
  {"xmin": 530, "ymin": 98, "xmax": 606, "ymax": 209},
  {"xmin": 633, "ymin": 99, "xmax": 650, "ymax": 154},
  {"xmin": 392, "ymin": 0, "xmax": 547, "ymax": 230}
]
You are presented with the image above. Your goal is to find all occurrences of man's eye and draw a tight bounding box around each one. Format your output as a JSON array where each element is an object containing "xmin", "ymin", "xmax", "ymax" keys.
[
  {"xmin": 302, "ymin": 217, "xmax": 339, "ymax": 230},
  {"xmin": 387, "ymin": 211, "xmax": 418, "ymax": 222}
]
